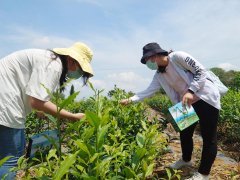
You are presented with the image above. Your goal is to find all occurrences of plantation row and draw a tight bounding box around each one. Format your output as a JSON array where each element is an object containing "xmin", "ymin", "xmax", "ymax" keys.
[{"xmin": 14, "ymin": 86, "xmax": 173, "ymax": 179}]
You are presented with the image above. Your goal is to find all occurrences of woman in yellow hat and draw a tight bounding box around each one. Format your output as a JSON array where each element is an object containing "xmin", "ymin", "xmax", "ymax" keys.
[{"xmin": 0, "ymin": 42, "xmax": 93, "ymax": 179}]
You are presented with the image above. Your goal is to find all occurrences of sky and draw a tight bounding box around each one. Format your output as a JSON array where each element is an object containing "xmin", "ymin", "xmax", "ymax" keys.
[{"xmin": 0, "ymin": 0, "xmax": 240, "ymax": 99}]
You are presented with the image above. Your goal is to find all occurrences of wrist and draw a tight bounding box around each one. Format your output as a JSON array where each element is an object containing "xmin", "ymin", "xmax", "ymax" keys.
[{"xmin": 187, "ymin": 89, "xmax": 195, "ymax": 94}]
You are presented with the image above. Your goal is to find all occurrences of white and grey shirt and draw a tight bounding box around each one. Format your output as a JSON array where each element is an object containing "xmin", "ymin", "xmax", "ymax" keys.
[{"xmin": 130, "ymin": 51, "xmax": 221, "ymax": 109}]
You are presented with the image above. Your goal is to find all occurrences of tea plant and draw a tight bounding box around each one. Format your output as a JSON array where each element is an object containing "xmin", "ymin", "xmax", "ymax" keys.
[
  {"xmin": 219, "ymin": 89, "xmax": 240, "ymax": 144},
  {"xmin": 158, "ymin": 168, "xmax": 181, "ymax": 180},
  {"xmin": 16, "ymin": 83, "xmax": 168, "ymax": 179}
]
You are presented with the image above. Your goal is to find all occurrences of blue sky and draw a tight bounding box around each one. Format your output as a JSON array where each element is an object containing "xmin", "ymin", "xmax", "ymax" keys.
[{"xmin": 1, "ymin": 0, "xmax": 240, "ymax": 98}]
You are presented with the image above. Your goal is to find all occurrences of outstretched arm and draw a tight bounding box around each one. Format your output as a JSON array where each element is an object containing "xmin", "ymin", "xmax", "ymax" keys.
[{"xmin": 29, "ymin": 96, "xmax": 84, "ymax": 121}]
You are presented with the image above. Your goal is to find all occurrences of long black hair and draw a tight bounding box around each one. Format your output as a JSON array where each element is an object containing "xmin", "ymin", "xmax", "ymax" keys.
[{"xmin": 49, "ymin": 50, "xmax": 91, "ymax": 92}]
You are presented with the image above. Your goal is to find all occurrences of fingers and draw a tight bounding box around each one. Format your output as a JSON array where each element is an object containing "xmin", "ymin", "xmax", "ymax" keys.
[
  {"xmin": 183, "ymin": 98, "xmax": 188, "ymax": 106},
  {"xmin": 182, "ymin": 96, "xmax": 187, "ymax": 105},
  {"xmin": 74, "ymin": 113, "xmax": 85, "ymax": 121},
  {"xmin": 182, "ymin": 97, "xmax": 191, "ymax": 108},
  {"xmin": 79, "ymin": 113, "xmax": 85, "ymax": 119},
  {"xmin": 182, "ymin": 91, "xmax": 195, "ymax": 108},
  {"xmin": 120, "ymin": 99, "xmax": 130, "ymax": 105}
]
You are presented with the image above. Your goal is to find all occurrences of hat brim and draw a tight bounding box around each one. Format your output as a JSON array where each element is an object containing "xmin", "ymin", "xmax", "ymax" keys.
[
  {"xmin": 53, "ymin": 48, "xmax": 94, "ymax": 76},
  {"xmin": 141, "ymin": 49, "xmax": 168, "ymax": 64}
]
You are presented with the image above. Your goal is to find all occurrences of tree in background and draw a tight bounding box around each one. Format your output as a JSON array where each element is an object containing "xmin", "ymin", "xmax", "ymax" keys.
[
  {"xmin": 232, "ymin": 72, "xmax": 240, "ymax": 91},
  {"xmin": 107, "ymin": 85, "xmax": 134, "ymax": 98},
  {"xmin": 210, "ymin": 67, "xmax": 240, "ymax": 90}
]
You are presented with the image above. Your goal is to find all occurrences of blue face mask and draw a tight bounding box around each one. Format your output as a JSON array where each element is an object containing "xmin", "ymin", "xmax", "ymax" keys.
[
  {"xmin": 146, "ymin": 60, "xmax": 158, "ymax": 70},
  {"xmin": 67, "ymin": 67, "xmax": 83, "ymax": 79}
]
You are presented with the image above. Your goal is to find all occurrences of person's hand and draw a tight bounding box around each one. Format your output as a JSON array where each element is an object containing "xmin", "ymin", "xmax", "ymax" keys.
[
  {"xmin": 120, "ymin": 99, "xmax": 131, "ymax": 105},
  {"xmin": 182, "ymin": 92, "xmax": 194, "ymax": 108},
  {"xmin": 72, "ymin": 113, "xmax": 85, "ymax": 121}
]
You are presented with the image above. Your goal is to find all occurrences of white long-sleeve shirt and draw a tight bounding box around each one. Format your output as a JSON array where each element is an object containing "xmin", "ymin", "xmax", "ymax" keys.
[{"xmin": 130, "ymin": 51, "xmax": 221, "ymax": 109}]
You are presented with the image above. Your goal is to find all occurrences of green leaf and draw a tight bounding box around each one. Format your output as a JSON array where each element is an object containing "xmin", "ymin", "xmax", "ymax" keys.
[
  {"xmin": 101, "ymin": 108, "xmax": 111, "ymax": 125},
  {"xmin": 94, "ymin": 156, "xmax": 112, "ymax": 174},
  {"xmin": 53, "ymin": 151, "xmax": 79, "ymax": 180},
  {"xmin": 76, "ymin": 164, "xmax": 85, "ymax": 171},
  {"xmin": 16, "ymin": 155, "xmax": 27, "ymax": 168},
  {"xmin": 165, "ymin": 168, "xmax": 172, "ymax": 178},
  {"xmin": 176, "ymin": 174, "xmax": 181, "ymax": 180},
  {"xmin": 36, "ymin": 176, "xmax": 51, "ymax": 180},
  {"xmin": 46, "ymin": 149, "xmax": 58, "ymax": 171},
  {"xmin": 108, "ymin": 176, "xmax": 125, "ymax": 180},
  {"xmin": 97, "ymin": 125, "xmax": 109, "ymax": 150},
  {"xmin": 145, "ymin": 163, "xmax": 155, "ymax": 177},
  {"xmin": 77, "ymin": 157, "xmax": 88, "ymax": 167},
  {"xmin": 75, "ymin": 140, "xmax": 90, "ymax": 156},
  {"xmin": 59, "ymin": 91, "xmax": 80, "ymax": 111},
  {"xmin": 132, "ymin": 148, "xmax": 147, "ymax": 169},
  {"xmin": 88, "ymin": 81, "xmax": 96, "ymax": 94},
  {"xmin": 66, "ymin": 119, "xmax": 85, "ymax": 133},
  {"xmin": 81, "ymin": 174, "xmax": 98, "ymax": 180},
  {"xmin": 45, "ymin": 114, "xmax": 57, "ymax": 125},
  {"xmin": 86, "ymin": 144, "xmax": 96, "ymax": 155},
  {"xmin": 0, "ymin": 156, "xmax": 13, "ymax": 167},
  {"xmin": 123, "ymin": 166, "xmax": 138, "ymax": 179},
  {"xmin": 136, "ymin": 133, "xmax": 145, "ymax": 148},
  {"xmin": 89, "ymin": 153, "xmax": 99, "ymax": 163},
  {"xmin": 141, "ymin": 121, "xmax": 148, "ymax": 131},
  {"xmin": 47, "ymin": 149, "xmax": 58, "ymax": 161},
  {"xmin": 82, "ymin": 127, "xmax": 95, "ymax": 141},
  {"xmin": 86, "ymin": 111, "xmax": 101, "ymax": 128}
]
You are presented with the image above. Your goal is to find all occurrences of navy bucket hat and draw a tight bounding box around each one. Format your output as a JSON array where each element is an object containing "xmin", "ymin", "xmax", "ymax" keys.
[{"xmin": 141, "ymin": 42, "xmax": 168, "ymax": 64}]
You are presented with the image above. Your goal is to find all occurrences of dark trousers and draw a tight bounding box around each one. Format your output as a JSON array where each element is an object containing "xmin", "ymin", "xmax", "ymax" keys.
[{"xmin": 180, "ymin": 100, "xmax": 219, "ymax": 175}]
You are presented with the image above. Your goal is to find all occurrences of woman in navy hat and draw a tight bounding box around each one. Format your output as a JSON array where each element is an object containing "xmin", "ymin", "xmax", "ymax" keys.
[{"xmin": 120, "ymin": 42, "xmax": 221, "ymax": 180}]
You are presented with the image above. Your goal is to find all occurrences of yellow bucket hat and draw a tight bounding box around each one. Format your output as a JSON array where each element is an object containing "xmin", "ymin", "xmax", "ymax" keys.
[{"xmin": 53, "ymin": 42, "xmax": 94, "ymax": 76}]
